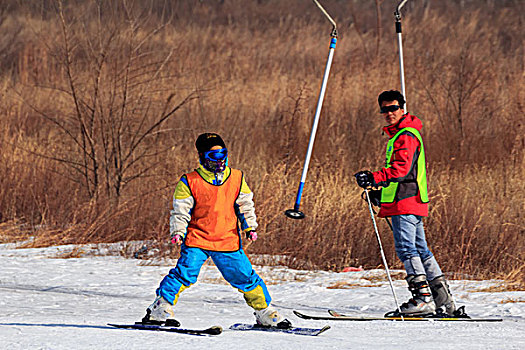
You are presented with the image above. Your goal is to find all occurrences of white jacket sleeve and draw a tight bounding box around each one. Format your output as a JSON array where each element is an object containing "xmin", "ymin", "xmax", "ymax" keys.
[
  {"xmin": 235, "ymin": 175, "xmax": 258, "ymax": 232},
  {"xmin": 169, "ymin": 177, "xmax": 194, "ymax": 237}
]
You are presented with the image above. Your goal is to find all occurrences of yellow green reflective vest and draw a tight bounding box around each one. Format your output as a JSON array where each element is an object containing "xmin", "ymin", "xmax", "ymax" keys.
[{"xmin": 380, "ymin": 127, "xmax": 429, "ymax": 204}]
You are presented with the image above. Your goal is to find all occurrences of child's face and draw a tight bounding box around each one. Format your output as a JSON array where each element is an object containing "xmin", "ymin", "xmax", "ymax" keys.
[{"xmin": 201, "ymin": 146, "xmax": 228, "ymax": 173}]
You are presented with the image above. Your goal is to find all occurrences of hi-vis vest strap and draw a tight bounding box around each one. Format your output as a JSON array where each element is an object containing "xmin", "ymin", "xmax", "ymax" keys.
[
  {"xmin": 185, "ymin": 169, "xmax": 243, "ymax": 252},
  {"xmin": 381, "ymin": 127, "xmax": 429, "ymax": 204}
]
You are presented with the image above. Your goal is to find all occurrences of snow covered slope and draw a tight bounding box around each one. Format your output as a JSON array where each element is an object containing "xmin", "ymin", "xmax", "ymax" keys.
[{"xmin": 1, "ymin": 243, "xmax": 523, "ymax": 349}]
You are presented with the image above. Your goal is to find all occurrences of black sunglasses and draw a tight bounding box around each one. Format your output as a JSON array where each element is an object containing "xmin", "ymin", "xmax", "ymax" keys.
[{"xmin": 380, "ymin": 105, "xmax": 401, "ymax": 114}]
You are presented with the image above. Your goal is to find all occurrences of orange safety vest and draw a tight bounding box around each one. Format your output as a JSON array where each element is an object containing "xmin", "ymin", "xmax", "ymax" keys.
[{"xmin": 184, "ymin": 168, "xmax": 243, "ymax": 251}]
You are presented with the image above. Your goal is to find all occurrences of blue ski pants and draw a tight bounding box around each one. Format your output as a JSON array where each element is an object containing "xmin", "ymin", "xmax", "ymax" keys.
[{"xmin": 156, "ymin": 245, "xmax": 271, "ymax": 310}]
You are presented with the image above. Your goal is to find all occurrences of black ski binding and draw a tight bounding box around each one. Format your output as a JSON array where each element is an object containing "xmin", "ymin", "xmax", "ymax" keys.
[
  {"xmin": 451, "ymin": 306, "xmax": 470, "ymax": 318},
  {"xmin": 384, "ymin": 310, "xmax": 436, "ymax": 318},
  {"xmin": 385, "ymin": 305, "xmax": 470, "ymax": 319},
  {"xmin": 255, "ymin": 318, "xmax": 293, "ymax": 330},
  {"xmin": 140, "ymin": 308, "xmax": 181, "ymax": 327}
]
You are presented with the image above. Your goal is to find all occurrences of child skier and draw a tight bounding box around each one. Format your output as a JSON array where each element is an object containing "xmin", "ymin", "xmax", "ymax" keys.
[{"xmin": 142, "ymin": 132, "xmax": 291, "ymax": 328}]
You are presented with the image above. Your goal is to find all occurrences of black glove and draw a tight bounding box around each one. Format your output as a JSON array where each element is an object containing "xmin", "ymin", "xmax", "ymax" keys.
[
  {"xmin": 361, "ymin": 189, "xmax": 381, "ymax": 207},
  {"xmin": 354, "ymin": 170, "xmax": 374, "ymax": 188},
  {"xmin": 368, "ymin": 189, "xmax": 382, "ymax": 207}
]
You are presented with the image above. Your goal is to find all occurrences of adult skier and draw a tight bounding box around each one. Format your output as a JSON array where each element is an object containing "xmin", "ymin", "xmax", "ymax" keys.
[
  {"xmin": 143, "ymin": 132, "xmax": 291, "ymax": 328},
  {"xmin": 354, "ymin": 90, "xmax": 456, "ymax": 316}
]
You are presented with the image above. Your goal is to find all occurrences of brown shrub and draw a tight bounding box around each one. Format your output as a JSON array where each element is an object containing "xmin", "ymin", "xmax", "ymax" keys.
[{"xmin": 0, "ymin": 0, "xmax": 522, "ymax": 282}]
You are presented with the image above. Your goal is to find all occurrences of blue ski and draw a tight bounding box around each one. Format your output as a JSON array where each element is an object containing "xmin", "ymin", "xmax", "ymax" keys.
[{"xmin": 229, "ymin": 323, "xmax": 330, "ymax": 336}]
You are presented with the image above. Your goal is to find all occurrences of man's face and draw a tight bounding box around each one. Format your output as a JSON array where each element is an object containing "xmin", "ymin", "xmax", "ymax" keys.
[{"xmin": 380, "ymin": 100, "xmax": 404, "ymax": 126}]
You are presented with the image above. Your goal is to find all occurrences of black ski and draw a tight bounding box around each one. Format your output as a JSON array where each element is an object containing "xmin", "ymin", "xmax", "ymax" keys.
[
  {"xmin": 230, "ymin": 323, "xmax": 330, "ymax": 336},
  {"xmin": 293, "ymin": 310, "xmax": 502, "ymax": 322},
  {"xmin": 108, "ymin": 323, "xmax": 223, "ymax": 336}
]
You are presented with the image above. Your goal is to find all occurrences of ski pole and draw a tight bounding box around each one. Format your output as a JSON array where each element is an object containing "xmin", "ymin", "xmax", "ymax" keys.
[
  {"xmin": 395, "ymin": 0, "xmax": 408, "ymax": 113},
  {"xmin": 363, "ymin": 189, "xmax": 403, "ymax": 319},
  {"xmin": 285, "ymin": 0, "xmax": 337, "ymax": 220}
]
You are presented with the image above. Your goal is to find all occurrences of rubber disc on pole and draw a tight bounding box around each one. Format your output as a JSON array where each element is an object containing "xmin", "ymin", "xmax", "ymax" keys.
[{"xmin": 285, "ymin": 209, "xmax": 305, "ymax": 219}]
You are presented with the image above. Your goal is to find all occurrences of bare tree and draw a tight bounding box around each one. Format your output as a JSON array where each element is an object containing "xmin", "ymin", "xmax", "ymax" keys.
[{"xmin": 17, "ymin": 0, "xmax": 198, "ymax": 209}]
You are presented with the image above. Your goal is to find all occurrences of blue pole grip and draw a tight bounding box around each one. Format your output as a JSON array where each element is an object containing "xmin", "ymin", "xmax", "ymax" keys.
[
  {"xmin": 330, "ymin": 37, "xmax": 337, "ymax": 49},
  {"xmin": 294, "ymin": 182, "xmax": 305, "ymax": 211}
]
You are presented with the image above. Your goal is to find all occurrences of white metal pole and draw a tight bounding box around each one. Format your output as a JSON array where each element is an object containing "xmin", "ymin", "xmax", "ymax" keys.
[
  {"xmin": 396, "ymin": 32, "xmax": 406, "ymax": 112},
  {"xmin": 298, "ymin": 43, "xmax": 335, "ymax": 187},
  {"xmin": 395, "ymin": 0, "xmax": 408, "ymax": 113},
  {"xmin": 286, "ymin": 0, "xmax": 337, "ymax": 219}
]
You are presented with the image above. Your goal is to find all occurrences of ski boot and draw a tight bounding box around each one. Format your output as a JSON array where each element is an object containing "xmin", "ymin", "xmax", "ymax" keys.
[
  {"xmin": 429, "ymin": 276, "xmax": 456, "ymax": 316},
  {"xmin": 142, "ymin": 296, "xmax": 180, "ymax": 327},
  {"xmin": 386, "ymin": 275, "xmax": 436, "ymax": 317},
  {"xmin": 254, "ymin": 305, "xmax": 292, "ymax": 329}
]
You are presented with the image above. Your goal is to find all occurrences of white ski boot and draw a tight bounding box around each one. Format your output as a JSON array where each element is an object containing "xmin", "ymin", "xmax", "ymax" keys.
[
  {"xmin": 429, "ymin": 276, "xmax": 456, "ymax": 315},
  {"xmin": 398, "ymin": 275, "xmax": 436, "ymax": 316},
  {"xmin": 254, "ymin": 305, "xmax": 291, "ymax": 329},
  {"xmin": 142, "ymin": 296, "xmax": 179, "ymax": 326}
]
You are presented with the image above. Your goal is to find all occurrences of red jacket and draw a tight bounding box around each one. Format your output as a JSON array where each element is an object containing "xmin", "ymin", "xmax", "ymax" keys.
[{"xmin": 372, "ymin": 113, "xmax": 429, "ymax": 217}]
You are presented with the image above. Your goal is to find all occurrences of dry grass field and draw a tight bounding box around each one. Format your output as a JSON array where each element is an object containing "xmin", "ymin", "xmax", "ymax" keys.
[{"xmin": 0, "ymin": 0, "xmax": 523, "ymax": 283}]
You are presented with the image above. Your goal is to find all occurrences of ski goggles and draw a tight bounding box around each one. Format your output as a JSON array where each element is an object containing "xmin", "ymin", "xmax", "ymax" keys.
[
  {"xmin": 203, "ymin": 148, "xmax": 228, "ymax": 161},
  {"xmin": 380, "ymin": 105, "xmax": 401, "ymax": 114}
]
